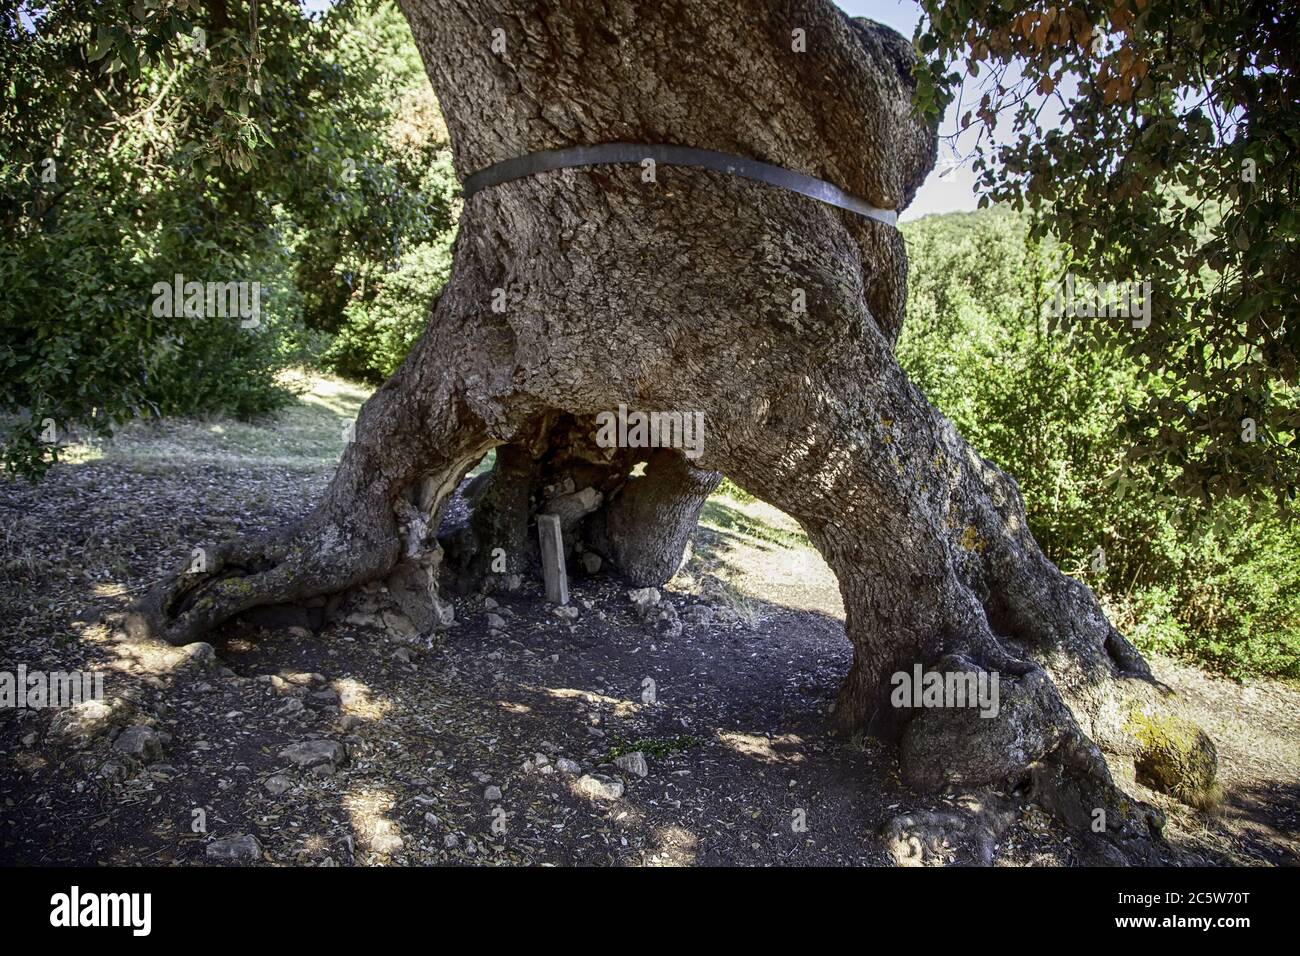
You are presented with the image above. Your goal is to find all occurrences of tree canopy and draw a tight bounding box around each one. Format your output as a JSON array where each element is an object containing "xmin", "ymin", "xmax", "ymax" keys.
[
  {"xmin": 1, "ymin": 0, "xmax": 456, "ymax": 478},
  {"xmin": 913, "ymin": 0, "xmax": 1298, "ymax": 508}
]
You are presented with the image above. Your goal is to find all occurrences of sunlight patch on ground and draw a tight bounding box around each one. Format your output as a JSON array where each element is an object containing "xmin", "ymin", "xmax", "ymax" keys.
[
  {"xmin": 685, "ymin": 491, "xmax": 845, "ymax": 620},
  {"xmin": 98, "ymin": 628, "xmax": 217, "ymax": 680},
  {"xmin": 59, "ymin": 444, "xmax": 104, "ymax": 465},
  {"xmin": 645, "ymin": 824, "xmax": 699, "ymax": 866},
  {"xmin": 700, "ymin": 492, "xmax": 809, "ymax": 547},
  {"xmin": 333, "ymin": 677, "xmax": 392, "ymax": 720},
  {"xmin": 716, "ymin": 730, "xmax": 809, "ymax": 764},
  {"xmin": 542, "ymin": 686, "xmax": 642, "ymax": 718},
  {"xmin": 342, "ymin": 787, "xmax": 403, "ymax": 860},
  {"xmin": 61, "ymin": 370, "xmax": 372, "ymax": 471}
]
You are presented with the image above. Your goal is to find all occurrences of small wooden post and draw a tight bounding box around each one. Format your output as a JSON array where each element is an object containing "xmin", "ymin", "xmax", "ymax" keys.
[{"xmin": 537, "ymin": 514, "xmax": 569, "ymax": 605}]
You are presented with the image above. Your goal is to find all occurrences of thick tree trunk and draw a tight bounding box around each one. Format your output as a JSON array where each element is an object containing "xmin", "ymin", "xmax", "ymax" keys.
[{"xmin": 134, "ymin": 0, "xmax": 1215, "ymax": 859}]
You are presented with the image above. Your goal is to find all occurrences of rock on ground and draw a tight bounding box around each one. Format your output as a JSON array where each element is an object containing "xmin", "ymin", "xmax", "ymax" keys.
[
  {"xmin": 206, "ymin": 834, "xmax": 263, "ymax": 863},
  {"xmin": 47, "ymin": 699, "xmax": 134, "ymax": 749},
  {"xmin": 574, "ymin": 774, "xmax": 625, "ymax": 801},
  {"xmin": 113, "ymin": 725, "xmax": 164, "ymax": 764},
  {"xmin": 279, "ymin": 739, "xmax": 346, "ymax": 771},
  {"xmin": 614, "ymin": 751, "xmax": 649, "ymax": 778}
]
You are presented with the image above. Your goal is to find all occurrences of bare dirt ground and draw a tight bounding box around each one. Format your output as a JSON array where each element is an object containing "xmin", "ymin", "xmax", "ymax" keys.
[{"xmin": 1, "ymin": 375, "xmax": 1296, "ymax": 866}]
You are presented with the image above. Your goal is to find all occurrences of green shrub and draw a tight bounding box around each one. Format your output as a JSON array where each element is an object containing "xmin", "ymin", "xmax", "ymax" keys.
[
  {"xmin": 900, "ymin": 208, "xmax": 1299, "ymax": 680},
  {"xmin": 323, "ymin": 236, "xmax": 454, "ymax": 382},
  {"xmin": 0, "ymin": 0, "xmax": 441, "ymax": 477}
]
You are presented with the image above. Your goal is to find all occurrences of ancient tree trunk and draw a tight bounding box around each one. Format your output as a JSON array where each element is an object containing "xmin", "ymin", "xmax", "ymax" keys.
[{"xmin": 135, "ymin": 0, "xmax": 1215, "ymax": 859}]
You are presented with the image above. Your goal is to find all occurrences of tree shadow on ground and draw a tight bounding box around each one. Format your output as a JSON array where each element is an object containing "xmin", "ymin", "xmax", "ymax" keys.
[{"xmin": 3, "ymin": 383, "xmax": 1295, "ymax": 867}]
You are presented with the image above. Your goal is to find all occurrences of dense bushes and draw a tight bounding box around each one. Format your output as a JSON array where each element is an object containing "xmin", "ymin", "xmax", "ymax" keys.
[
  {"xmin": 0, "ymin": 0, "xmax": 453, "ymax": 477},
  {"xmin": 899, "ymin": 208, "xmax": 1299, "ymax": 679},
  {"xmin": 324, "ymin": 237, "xmax": 454, "ymax": 382},
  {"xmin": 292, "ymin": 4, "xmax": 459, "ymax": 384}
]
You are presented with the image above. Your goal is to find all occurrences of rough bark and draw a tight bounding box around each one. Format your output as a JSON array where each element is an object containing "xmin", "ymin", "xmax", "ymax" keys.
[
  {"xmin": 585, "ymin": 449, "xmax": 722, "ymax": 587},
  {"xmin": 437, "ymin": 415, "xmax": 715, "ymax": 591},
  {"xmin": 133, "ymin": 0, "xmax": 1215, "ymax": 859}
]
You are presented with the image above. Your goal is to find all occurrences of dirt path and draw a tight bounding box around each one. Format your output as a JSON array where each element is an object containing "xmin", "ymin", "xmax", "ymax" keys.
[{"xmin": 1, "ymin": 379, "xmax": 1295, "ymax": 866}]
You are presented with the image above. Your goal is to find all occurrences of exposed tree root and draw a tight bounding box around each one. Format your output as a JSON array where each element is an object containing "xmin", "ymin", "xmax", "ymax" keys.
[{"xmin": 131, "ymin": 521, "xmax": 398, "ymax": 648}]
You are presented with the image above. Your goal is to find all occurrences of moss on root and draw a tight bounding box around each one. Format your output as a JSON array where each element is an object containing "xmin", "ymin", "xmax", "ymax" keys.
[
  {"xmin": 217, "ymin": 577, "xmax": 256, "ymax": 596},
  {"xmin": 1126, "ymin": 708, "xmax": 1222, "ymax": 812}
]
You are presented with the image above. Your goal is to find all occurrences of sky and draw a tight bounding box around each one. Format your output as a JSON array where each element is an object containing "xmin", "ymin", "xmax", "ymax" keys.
[{"xmin": 834, "ymin": 0, "xmax": 979, "ymax": 220}]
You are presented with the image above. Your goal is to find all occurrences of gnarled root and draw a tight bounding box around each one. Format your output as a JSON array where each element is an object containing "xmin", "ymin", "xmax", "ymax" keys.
[
  {"xmin": 132, "ymin": 278, "xmax": 512, "ymax": 646},
  {"xmin": 131, "ymin": 515, "xmax": 400, "ymax": 647}
]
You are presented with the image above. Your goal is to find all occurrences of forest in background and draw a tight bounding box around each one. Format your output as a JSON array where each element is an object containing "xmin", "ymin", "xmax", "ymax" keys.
[
  {"xmin": 2, "ymin": 0, "xmax": 459, "ymax": 473},
  {"xmin": 3, "ymin": 0, "xmax": 1296, "ymax": 680},
  {"xmin": 898, "ymin": 209, "xmax": 1298, "ymax": 680}
]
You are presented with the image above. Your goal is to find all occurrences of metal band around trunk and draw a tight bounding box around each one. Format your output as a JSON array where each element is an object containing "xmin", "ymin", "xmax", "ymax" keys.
[{"xmin": 461, "ymin": 142, "xmax": 898, "ymax": 228}]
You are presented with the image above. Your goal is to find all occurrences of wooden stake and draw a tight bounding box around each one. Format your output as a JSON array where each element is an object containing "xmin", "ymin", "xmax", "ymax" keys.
[{"xmin": 537, "ymin": 514, "xmax": 569, "ymax": 605}]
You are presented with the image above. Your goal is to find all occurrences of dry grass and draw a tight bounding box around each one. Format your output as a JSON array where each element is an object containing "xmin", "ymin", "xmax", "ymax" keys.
[{"xmin": 63, "ymin": 371, "xmax": 371, "ymax": 473}]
